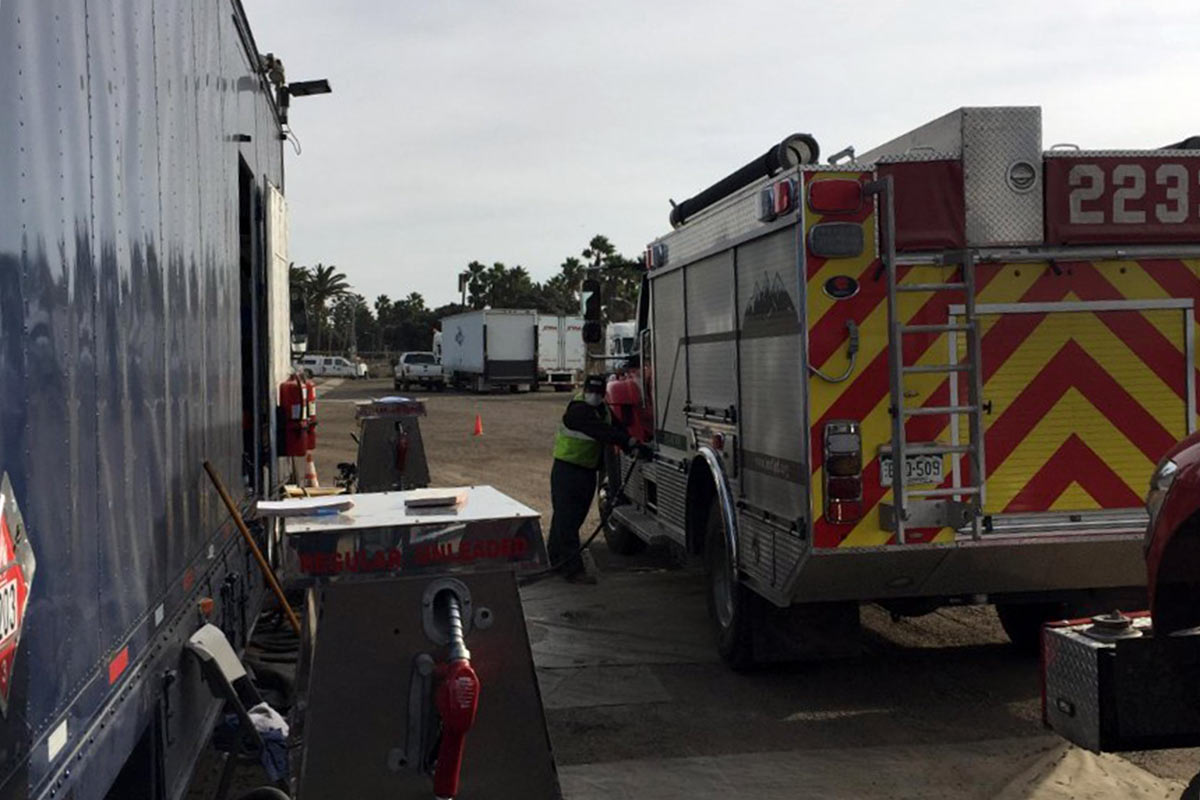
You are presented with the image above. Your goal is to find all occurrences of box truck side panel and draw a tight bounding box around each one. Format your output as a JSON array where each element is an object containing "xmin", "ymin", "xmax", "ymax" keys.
[
  {"xmin": 484, "ymin": 311, "xmax": 536, "ymax": 381},
  {"xmin": 562, "ymin": 316, "xmax": 586, "ymax": 373},
  {"xmin": 442, "ymin": 312, "xmax": 485, "ymax": 373},
  {"xmin": 537, "ymin": 318, "xmax": 562, "ymax": 372}
]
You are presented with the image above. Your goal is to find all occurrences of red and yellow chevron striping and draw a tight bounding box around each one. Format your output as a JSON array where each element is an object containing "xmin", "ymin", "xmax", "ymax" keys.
[{"xmin": 804, "ymin": 174, "xmax": 1198, "ymax": 549}]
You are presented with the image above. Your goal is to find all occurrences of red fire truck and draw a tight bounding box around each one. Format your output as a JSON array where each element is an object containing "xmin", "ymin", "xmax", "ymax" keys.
[{"xmin": 604, "ymin": 107, "xmax": 1199, "ymax": 668}]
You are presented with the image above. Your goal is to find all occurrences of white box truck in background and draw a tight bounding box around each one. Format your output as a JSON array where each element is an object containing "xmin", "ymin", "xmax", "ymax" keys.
[
  {"xmin": 607, "ymin": 320, "xmax": 637, "ymax": 361},
  {"xmin": 536, "ymin": 315, "xmax": 585, "ymax": 391},
  {"xmin": 440, "ymin": 308, "xmax": 539, "ymax": 392}
]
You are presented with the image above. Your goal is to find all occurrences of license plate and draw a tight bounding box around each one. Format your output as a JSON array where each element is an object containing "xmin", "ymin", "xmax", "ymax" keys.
[{"xmin": 879, "ymin": 454, "xmax": 944, "ymax": 487}]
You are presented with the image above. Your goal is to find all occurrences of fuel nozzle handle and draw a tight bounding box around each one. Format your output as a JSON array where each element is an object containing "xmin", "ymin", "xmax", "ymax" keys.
[{"xmin": 433, "ymin": 593, "xmax": 480, "ymax": 799}]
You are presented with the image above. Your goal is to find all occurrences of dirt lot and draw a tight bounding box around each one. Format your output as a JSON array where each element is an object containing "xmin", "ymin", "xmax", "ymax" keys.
[
  {"xmin": 310, "ymin": 378, "xmax": 591, "ymax": 527},
  {"xmin": 303, "ymin": 378, "xmax": 1198, "ymax": 798}
]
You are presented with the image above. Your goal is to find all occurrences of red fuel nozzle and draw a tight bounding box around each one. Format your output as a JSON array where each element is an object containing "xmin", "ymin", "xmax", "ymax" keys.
[{"xmin": 433, "ymin": 658, "xmax": 480, "ymax": 799}]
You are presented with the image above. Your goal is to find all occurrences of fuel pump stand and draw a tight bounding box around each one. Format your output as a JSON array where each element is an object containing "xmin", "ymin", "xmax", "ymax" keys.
[{"xmin": 283, "ymin": 487, "xmax": 561, "ymax": 799}]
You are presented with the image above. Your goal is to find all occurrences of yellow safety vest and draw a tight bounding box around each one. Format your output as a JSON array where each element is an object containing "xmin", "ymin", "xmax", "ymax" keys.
[{"xmin": 553, "ymin": 392, "xmax": 612, "ymax": 469}]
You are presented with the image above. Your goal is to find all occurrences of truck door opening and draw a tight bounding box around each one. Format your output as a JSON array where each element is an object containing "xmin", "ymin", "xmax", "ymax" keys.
[{"xmin": 238, "ymin": 158, "xmax": 269, "ymax": 493}]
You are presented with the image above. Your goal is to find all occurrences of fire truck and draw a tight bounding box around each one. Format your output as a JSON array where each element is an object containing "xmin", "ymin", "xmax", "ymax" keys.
[{"xmin": 605, "ymin": 107, "xmax": 1200, "ymax": 668}]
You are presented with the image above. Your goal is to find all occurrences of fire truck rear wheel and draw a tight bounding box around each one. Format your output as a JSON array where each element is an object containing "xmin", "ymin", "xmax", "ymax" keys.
[{"xmin": 705, "ymin": 499, "xmax": 755, "ymax": 671}]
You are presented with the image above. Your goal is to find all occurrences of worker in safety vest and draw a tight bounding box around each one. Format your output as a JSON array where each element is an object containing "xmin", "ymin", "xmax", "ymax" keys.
[{"xmin": 549, "ymin": 374, "xmax": 648, "ymax": 583}]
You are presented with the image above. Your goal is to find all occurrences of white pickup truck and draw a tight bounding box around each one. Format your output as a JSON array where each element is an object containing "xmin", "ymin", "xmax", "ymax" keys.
[
  {"xmin": 393, "ymin": 351, "xmax": 445, "ymax": 391},
  {"xmin": 295, "ymin": 353, "xmax": 368, "ymax": 379}
]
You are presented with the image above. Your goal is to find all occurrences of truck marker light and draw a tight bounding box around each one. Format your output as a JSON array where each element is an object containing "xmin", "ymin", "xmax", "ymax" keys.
[
  {"xmin": 772, "ymin": 179, "xmax": 795, "ymax": 216},
  {"xmin": 758, "ymin": 187, "xmax": 778, "ymax": 222},
  {"xmin": 759, "ymin": 179, "xmax": 796, "ymax": 221}
]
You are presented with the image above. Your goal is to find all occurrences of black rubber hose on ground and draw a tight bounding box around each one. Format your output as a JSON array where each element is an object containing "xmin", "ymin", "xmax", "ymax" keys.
[{"xmin": 518, "ymin": 455, "xmax": 640, "ymax": 586}]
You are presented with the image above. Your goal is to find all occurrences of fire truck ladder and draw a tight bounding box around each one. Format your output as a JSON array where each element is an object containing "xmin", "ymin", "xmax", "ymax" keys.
[{"xmin": 871, "ymin": 179, "xmax": 986, "ymax": 544}]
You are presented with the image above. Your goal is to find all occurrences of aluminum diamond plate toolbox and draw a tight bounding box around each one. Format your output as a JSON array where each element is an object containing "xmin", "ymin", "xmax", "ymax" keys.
[
  {"xmin": 860, "ymin": 106, "xmax": 1044, "ymax": 247},
  {"xmin": 1042, "ymin": 614, "xmax": 1200, "ymax": 752}
]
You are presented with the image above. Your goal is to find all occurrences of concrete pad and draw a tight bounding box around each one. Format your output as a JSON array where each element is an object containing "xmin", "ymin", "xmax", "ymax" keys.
[
  {"xmin": 521, "ymin": 569, "xmax": 718, "ymax": 668},
  {"xmin": 538, "ymin": 664, "xmax": 671, "ymax": 710},
  {"xmin": 558, "ymin": 737, "xmax": 1184, "ymax": 800}
]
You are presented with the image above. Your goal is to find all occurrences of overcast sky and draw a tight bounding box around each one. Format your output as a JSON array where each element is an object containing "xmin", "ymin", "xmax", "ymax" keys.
[{"xmin": 244, "ymin": 0, "xmax": 1200, "ymax": 308}]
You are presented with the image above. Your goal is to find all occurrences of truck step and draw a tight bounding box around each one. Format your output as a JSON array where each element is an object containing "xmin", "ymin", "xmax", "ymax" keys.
[{"xmin": 609, "ymin": 505, "xmax": 686, "ymax": 549}]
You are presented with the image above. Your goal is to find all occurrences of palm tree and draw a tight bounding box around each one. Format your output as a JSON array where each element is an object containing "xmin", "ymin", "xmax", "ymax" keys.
[
  {"xmin": 305, "ymin": 262, "xmax": 349, "ymax": 351},
  {"xmin": 465, "ymin": 260, "xmax": 489, "ymax": 309}
]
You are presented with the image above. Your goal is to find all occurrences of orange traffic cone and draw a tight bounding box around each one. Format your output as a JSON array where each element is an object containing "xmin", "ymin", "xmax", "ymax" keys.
[
  {"xmin": 473, "ymin": 414, "xmax": 483, "ymax": 436},
  {"xmin": 303, "ymin": 451, "xmax": 320, "ymax": 488}
]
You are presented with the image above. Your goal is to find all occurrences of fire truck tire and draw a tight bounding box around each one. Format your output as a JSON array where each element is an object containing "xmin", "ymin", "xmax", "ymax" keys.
[
  {"xmin": 1180, "ymin": 771, "xmax": 1200, "ymax": 800},
  {"xmin": 705, "ymin": 499, "xmax": 756, "ymax": 671},
  {"xmin": 995, "ymin": 601, "xmax": 1065, "ymax": 654}
]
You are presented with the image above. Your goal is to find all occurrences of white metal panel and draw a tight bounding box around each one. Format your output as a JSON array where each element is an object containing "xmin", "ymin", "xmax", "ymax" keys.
[
  {"xmin": 858, "ymin": 107, "xmax": 969, "ymax": 161},
  {"xmin": 484, "ymin": 309, "xmax": 537, "ymax": 362},
  {"xmin": 537, "ymin": 316, "xmax": 562, "ymax": 371},
  {"xmin": 652, "ymin": 270, "xmax": 688, "ymax": 449},
  {"xmin": 655, "ymin": 179, "xmax": 767, "ymax": 266},
  {"xmin": 266, "ymin": 182, "xmax": 291, "ymax": 388},
  {"xmin": 561, "ymin": 316, "xmax": 585, "ymax": 371},
  {"xmin": 440, "ymin": 311, "xmax": 486, "ymax": 373},
  {"xmin": 736, "ymin": 229, "xmax": 807, "ymax": 521},
  {"xmin": 686, "ymin": 252, "xmax": 737, "ymax": 409},
  {"xmin": 607, "ymin": 321, "xmax": 636, "ymax": 357}
]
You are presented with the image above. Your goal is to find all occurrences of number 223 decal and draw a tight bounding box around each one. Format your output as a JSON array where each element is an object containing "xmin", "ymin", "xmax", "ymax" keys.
[{"xmin": 1067, "ymin": 162, "xmax": 1196, "ymax": 225}]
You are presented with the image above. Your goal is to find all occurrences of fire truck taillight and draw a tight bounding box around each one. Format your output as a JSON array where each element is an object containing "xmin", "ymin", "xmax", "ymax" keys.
[
  {"xmin": 807, "ymin": 178, "xmax": 863, "ymax": 215},
  {"xmin": 824, "ymin": 421, "xmax": 863, "ymax": 525}
]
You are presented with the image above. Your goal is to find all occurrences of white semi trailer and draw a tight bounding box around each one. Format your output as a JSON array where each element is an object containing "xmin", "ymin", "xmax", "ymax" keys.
[
  {"xmin": 536, "ymin": 314, "xmax": 585, "ymax": 390},
  {"xmin": 440, "ymin": 309, "xmax": 539, "ymax": 392}
]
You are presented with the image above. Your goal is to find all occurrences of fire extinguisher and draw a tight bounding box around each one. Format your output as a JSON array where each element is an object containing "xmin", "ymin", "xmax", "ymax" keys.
[
  {"xmin": 278, "ymin": 376, "xmax": 308, "ymax": 457},
  {"xmin": 305, "ymin": 379, "xmax": 318, "ymax": 452}
]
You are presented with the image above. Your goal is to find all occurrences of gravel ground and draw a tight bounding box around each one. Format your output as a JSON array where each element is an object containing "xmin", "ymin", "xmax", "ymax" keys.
[{"xmin": 210, "ymin": 378, "xmax": 1197, "ymax": 797}]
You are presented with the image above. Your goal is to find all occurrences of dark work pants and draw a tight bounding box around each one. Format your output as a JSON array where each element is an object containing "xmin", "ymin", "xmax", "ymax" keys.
[{"xmin": 547, "ymin": 458, "xmax": 598, "ymax": 575}]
